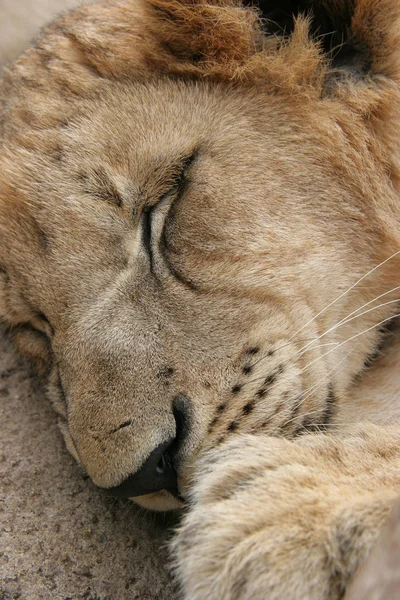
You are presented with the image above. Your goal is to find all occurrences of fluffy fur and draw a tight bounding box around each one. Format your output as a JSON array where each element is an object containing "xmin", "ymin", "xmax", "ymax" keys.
[{"xmin": 1, "ymin": 0, "xmax": 400, "ymax": 598}]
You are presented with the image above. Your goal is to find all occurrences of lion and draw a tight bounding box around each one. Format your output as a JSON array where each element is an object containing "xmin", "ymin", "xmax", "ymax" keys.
[{"xmin": 1, "ymin": 0, "xmax": 400, "ymax": 597}]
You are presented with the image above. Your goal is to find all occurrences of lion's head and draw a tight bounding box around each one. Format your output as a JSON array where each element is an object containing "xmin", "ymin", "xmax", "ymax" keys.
[{"xmin": 1, "ymin": 0, "xmax": 400, "ymax": 510}]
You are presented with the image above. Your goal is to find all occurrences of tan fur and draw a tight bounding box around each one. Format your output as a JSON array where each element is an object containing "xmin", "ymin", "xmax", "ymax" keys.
[
  {"xmin": 174, "ymin": 424, "xmax": 400, "ymax": 599},
  {"xmin": 2, "ymin": 0, "xmax": 400, "ymax": 597}
]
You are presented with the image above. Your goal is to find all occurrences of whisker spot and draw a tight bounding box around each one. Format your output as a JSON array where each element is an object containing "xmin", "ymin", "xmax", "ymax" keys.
[
  {"xmin": 227, "ymin": 421, "xmax": 239, "ymax": 433},
  {"xmin": 246, "ymin": 347, "xmax": 260, "ymax": 355},
  {"xmin": 243, "ymin": 402, "xmax": 255, "ymax": 415},
  {"xmin": 264, "ymin": 373, "xmax": 277, "ymax": 386}
]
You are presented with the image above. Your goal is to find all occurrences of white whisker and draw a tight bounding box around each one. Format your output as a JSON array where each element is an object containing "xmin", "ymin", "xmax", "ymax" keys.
[
  {"xmin": 252, "ymin": 257, "xmax": 400, "ymax": 374},
  {"xmin": 300, "ymin": 313, "xmax": 400, "ymax": 375},
  {"xmin": 282, "ymin": 345, "xmax": 356, "ymax": 424},
  {"xmin": 245, "ymin": 341, "xmax": 340, "ymax": 388},
  {"xmin": 327, "ymin": 284, "xmax": 400, "ymax": 328},
  {"xmin": 287, "ymin": 250, "xmax": 400, "ymax": 345},
  {"xmin": 298, "ymin": 298, "xmax": 399, "ymax": 358},
  {"xmin": 250, "ymin": 337, "xmax": 323, "ymax": 369}
]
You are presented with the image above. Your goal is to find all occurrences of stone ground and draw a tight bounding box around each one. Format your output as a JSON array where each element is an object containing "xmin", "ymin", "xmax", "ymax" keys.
[{"xmin": 0, "ymin": 329, "xmax": 180, "ymax": 600}]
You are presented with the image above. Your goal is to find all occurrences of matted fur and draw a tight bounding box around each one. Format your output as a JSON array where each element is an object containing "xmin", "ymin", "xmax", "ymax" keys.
[{"xmin": 1, "ymin": 1, "xmax": 400, "ymax": 598}]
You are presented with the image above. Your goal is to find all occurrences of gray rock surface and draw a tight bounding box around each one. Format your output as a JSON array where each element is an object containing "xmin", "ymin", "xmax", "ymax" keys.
[{"xmin": 0, "ymin": 330, "xmax": 179, "ymax": 600}]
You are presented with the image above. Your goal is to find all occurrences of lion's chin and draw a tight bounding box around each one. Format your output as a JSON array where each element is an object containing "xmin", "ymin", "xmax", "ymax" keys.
[{"xmin": 133, "ymin": 490, "xmax": 184, "ymax": 511}]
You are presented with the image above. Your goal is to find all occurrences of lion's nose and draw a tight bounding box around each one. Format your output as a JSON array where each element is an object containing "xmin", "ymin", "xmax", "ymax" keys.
[
  {"xmin": 106, "ymin": 395, "xmax": 189, "ymax": 499},
  {"xmin": 106, "ymin": 437, "xmax": 179, "ymax": 498}
]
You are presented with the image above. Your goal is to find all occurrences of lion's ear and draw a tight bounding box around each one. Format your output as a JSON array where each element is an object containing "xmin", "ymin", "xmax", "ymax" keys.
[
  {"xmin": 48, "ymin": 1, "xmax": 400, "ymax": 90},
  {"xmin": 251, "ymin": 0, "xmax": 400, "ymax": 83},
  {"xmin": 248, "ymin": 1, "xmax": 400, "ymax": 188},
  {"xmin": 148, "ymin": 0, "xmax": 400, "ymax": 83},
  {"xmin": 8, "ymin": 325, "xmax": 52, "ymax": 376},
  {"xmin": 0, "ymin": 268, "xmax": 52, "ymax": 375},
  {"xmin": 135, "ymin": 0, "xmax": 400, "ymax": 111},
  {"xmin": 143, "ymin": 0, "xmax": 264, "ymax": 78},
  {"xmin": 59, "ymin": 0, "xmax": 264, "ymax": 80}
]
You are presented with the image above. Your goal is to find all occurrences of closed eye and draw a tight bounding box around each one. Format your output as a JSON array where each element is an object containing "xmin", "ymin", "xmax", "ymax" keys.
[
  {"xmin": 139, "ymin": 152, "xmax": 197, "ymax": 273},
  {"xmin": 141, "ymin": 204, "xmax": 156, "ymax": 272}
]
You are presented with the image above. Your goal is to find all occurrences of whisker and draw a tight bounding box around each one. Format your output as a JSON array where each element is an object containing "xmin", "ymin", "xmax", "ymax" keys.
[
  {"xmin": 333, "ymin": 284, "xmax": 400, "ymax": 326},
  {"xmin": 235, "ymin": 284, "xmax": 398, "ymax": 397},
  {"xmin": 245, "ymin": 341, "xmax": 340, "ymax": 388},
  {"xmin": 297, "ymin": 284, "xmax": 400, "ymax": 356},
  {"xmin": 286, "ymin": 250, "xmax": 400, "ymax": 346},
  {"xmin": 300, "ymin": 313, "xmax": 400, "ymax": 375},
  {"xmin": 298, "ymin": 298, "xmax": 399, "ymax": 358},
  {"xmin": 251, "ymin": 254, "xmax": 400, "ymax": 374},
  {"xmin": 282, "ymin": 345, "xmax": 356, "ymax": 420}
]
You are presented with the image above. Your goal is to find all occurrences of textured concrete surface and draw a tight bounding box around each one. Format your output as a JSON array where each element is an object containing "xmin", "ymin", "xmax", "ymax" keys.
[{"xmin": 0, "ymin": 330, "xmax": 180, "ymax": 600}]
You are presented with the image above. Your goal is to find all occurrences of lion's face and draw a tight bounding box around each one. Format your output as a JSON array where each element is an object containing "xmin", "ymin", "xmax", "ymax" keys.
[{"xmin": 2, "ymin": 0, "xmax": 400, "ymax": 510}]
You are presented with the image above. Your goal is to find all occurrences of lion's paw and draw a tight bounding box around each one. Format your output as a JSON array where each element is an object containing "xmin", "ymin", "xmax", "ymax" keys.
[{"xmin": 174, "ymin": 425, "xmax": 400, "ymax": 600}]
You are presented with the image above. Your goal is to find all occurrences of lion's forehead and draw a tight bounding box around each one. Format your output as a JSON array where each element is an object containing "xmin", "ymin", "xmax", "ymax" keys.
[
  {"xmin": 0, "ymin": 78, "xmax": 382, "ymax": 328},
  {"xmin": 41, "ymin": 83, "xmax": 358, "ymax": 253}
]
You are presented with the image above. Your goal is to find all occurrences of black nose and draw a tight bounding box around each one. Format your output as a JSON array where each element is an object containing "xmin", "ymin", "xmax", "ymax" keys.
[
  {"xmin": 106, "ymin": 395, "xmax": 190, "ymax": 499},
  {"xmin": 106, "ymin": 438, "xmax": 178, "ymax": 498}
]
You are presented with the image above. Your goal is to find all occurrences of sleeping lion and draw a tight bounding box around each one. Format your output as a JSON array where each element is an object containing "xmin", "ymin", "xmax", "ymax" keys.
[{"xmin": 1, "ymin": 0, "xmax": 400, "ymax": 597}]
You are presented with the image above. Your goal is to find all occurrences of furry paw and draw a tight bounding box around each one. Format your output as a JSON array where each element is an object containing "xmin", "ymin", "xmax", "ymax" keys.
[{"xmin": 174, "ymin": 425, "xmax": 400, "ymax": 600}]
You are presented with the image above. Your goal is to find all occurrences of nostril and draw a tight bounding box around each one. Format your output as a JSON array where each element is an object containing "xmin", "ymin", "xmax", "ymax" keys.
[
  {"xmin": 156, "ymin": 454, "xmax": 166, "ymax": 475},
  {"xmin": 156, "ymin": 452, "xmax": 173, "ymax": 476},
  {"xmin": 170, "ymin": 394, "xmax": 191, "ymax": 459}
]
